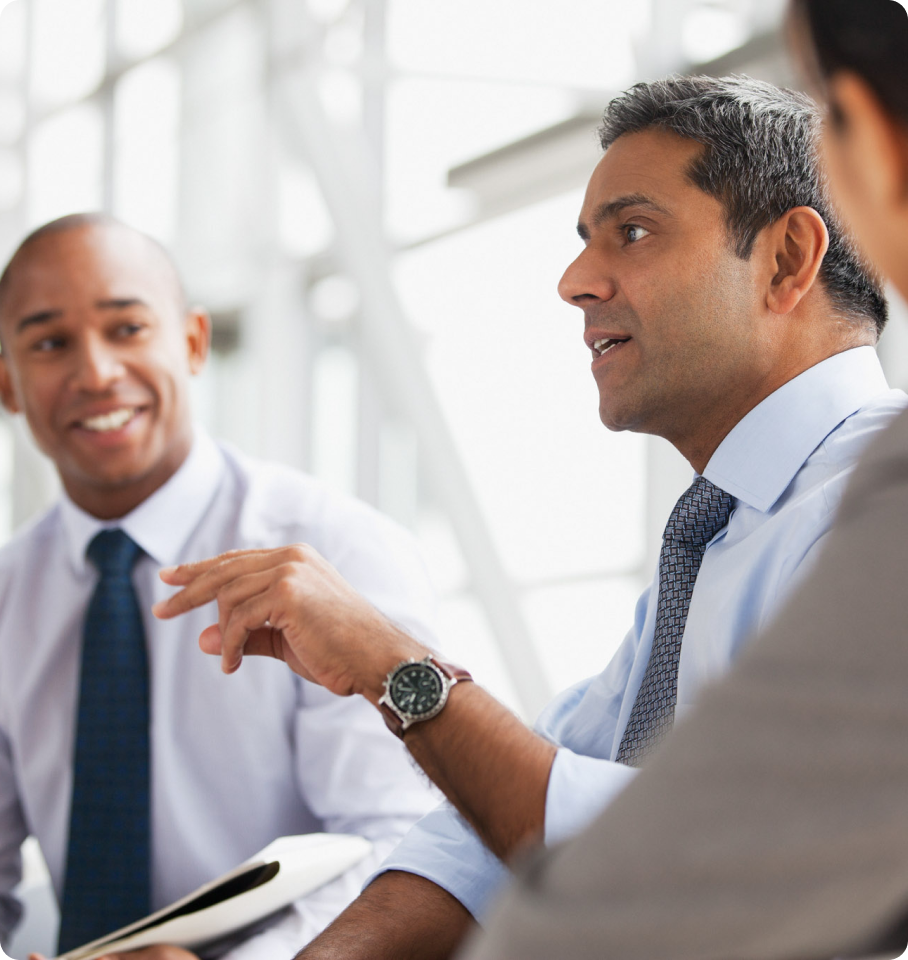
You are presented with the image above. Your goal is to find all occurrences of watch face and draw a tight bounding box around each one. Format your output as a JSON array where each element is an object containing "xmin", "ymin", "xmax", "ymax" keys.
[{"xmin": 389, "ymin": 662, "xmax": 444, "ymax": 717}]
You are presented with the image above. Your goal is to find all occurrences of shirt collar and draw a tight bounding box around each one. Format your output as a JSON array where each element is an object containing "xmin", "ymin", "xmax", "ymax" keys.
[
  {"xmin": 59, "ymin": 429, "xmax": 225, "ymax": 574},
  {"xmin": 702, "ymin": 345, "xmax": 889, "ymax": 512}
]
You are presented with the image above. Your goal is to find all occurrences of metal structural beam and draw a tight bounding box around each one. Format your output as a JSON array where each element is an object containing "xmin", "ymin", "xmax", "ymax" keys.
[{"xmin": 277, "ymin": 62, "xmax": 553, "ymax": 719}]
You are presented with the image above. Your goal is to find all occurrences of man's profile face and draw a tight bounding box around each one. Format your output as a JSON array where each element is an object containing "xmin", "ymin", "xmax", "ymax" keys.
[
  {"xmin": 0, "ymin": 223, "xmax": 209, "ymax": 518},
  {"xmin": 559, "ymin": 128, "xmax": 775, "ymax": 461}
]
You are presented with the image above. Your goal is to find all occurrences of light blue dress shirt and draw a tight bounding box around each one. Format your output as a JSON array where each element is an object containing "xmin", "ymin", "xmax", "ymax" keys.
[
  {"xmin": 0, "ymin": 433, "xmax": 442, "ymax": 958},
  {"xmin": 377, "ymin": 346, "xmax": 908, "ymax": 921}
]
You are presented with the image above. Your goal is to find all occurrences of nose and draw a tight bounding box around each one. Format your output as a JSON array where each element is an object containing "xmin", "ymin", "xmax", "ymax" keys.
[
  {"xmin": 557, "ymin": 245, "xmax": 617, "ymax": 307},
  {"xmin": 71, "ymin": 335, "xmax": 126, "ymax": 392}
]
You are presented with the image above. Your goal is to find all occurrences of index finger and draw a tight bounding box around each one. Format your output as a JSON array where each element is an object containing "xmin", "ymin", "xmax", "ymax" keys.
[
  {"xmin": 153, "ymin": 549, "xmax": 269, "ymax": 619},
  {"xmin": 158, "ymin": 548, "xmax": 258, "ymax": 585},
  {"xmin": 153, "ymin": 546, "xmax": 306, "ymax": 620}
]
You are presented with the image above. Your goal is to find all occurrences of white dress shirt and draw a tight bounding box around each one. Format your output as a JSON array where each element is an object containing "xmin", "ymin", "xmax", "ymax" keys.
[
  {"xmin": 0, "ymin": 432, "xmax": 441, "ymax": 958},
  {"xmin": 378, "ymin": 345, "xmax": 908, "ymax": 921}
]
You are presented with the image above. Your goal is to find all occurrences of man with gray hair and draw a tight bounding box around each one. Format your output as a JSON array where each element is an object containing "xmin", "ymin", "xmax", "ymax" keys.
[{"xmin": 156, "ymin": 75, "xmax": 905, "ymax": 960}]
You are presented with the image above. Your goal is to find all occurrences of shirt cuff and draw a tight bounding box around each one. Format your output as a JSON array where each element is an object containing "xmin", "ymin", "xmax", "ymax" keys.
[
  {"xmin": 544, "ymin": 748, "xmax": 638, "ymax": 846},
  {"xmin": 368, "ymin": 802, "xmax": 509, "ymax": 922}
]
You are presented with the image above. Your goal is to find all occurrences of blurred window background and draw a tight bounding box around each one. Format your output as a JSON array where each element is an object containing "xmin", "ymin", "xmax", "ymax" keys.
[{"xmin": 1, "ymin": 0, "xmax": 907, "ymax": 727}]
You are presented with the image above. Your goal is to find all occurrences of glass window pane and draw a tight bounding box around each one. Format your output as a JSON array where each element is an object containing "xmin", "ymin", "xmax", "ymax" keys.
[
  {"xmin": 30, "ymin": 0, "xmax": 105, "ymax": 108},
  {"xmin": 395, "ymin": 191, "xmax": 647, "ymax": 583},
  {"xmin": 0, "ymin": 90, "xmax": 25, "ymax": 143},
  {"xmin": 279, "ymin": 158, "xmax": 335, "ymax": 258},
  {"xmin": 311, "ymin": 346, "xmax": 359, "ymax": 496},
  {"xmin": 113, "ymin": 57, "xmax": 180, "ymax": 243},
  {"xmin": 177, "ymin": 5, "xmax": 267, "ymax": 295},
  {"xmin": 435, "ymin": 594, "xmax": 524, "ymax": 715},
  {"xmin": 181, "ymin": 0, "xmax": 237, "ymax": 18},
  {"xmin": 524, "ymin": 577, "xmax": 643, "ymax": 694},
  {"xmin": 0, "ymin": 147, "xmax": 23, "ymax": 209},
  {"xmin": 385, "ymin": 78, "xmax": 575, "ymax": 242},
  {"xmin": 27, "ymin": 102, "xmax": 104, "ymax": 226},
  {"xmin": 0, "ymin": 0, "xmax": 27, "ymax": 83},
  {"xmin": 388, "ymin": 0, "xmax": 648, "ymax": 88},
  {"xmin": 182, "ymin": 5, "xmax": 263, "ymax": 108},
  {"xmin": 115, "ymin": 0, "xmax": 182, "ymax": 60}
]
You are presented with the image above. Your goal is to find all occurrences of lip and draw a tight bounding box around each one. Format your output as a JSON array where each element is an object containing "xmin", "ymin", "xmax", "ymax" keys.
[
  {"xmin": 590, "ymin": 338, "xmax": 631, "ymax": 371},
  {"xmin": 67, "ymin": 403, "xmax": 148, "ymax": 430},
  {"xmin": 66, "ymin": 406, "xmax": 150, "ymax": 446},
  {"xmin": 583, "ymin": 330, "xmax": 631, "ymax": 352}
]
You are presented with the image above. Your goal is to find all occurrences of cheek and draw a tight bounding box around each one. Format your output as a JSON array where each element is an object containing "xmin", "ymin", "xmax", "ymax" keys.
[{"xmin": 15, "ymin": 373, "xmax": 60, "ymax": 427}]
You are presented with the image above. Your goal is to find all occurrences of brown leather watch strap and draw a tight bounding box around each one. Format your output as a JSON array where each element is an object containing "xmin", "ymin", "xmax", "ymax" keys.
[
  {"xmin": 380, "ymin": 657, "xmax": 472, "ymax": 739},
  {"xmin": 434, "ymin": 659, "xmax": 473, "ymax": 684}
]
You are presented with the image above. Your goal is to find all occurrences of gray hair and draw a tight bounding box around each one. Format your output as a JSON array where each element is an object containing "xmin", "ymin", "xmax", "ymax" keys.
[{"xmin": 599, "ymin": 75, "xmax": 887, "ymax": 335}]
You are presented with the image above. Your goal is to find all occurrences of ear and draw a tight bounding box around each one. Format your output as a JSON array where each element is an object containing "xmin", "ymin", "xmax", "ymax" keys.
[
  {"xmin": 764, "ymin": 206, "xmax": 829, "ymax": 316},
  {"xmin": 184, "ymin": 307, "xmax": 211, "ymax": 376},
  {"xmin": 827, "ymin": 71, "xmax": 908, "ymax": 210},
  {"xmin": 0, "ymin": 354, "xmax": 21, "ymax": 415}
]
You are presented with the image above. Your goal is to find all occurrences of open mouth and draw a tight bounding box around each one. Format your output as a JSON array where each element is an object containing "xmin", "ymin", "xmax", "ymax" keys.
[
  {"xmin": 78, "ymin": 407, "xmax": 140, "ymax": 433},
  {"xmin": 592, "ymin": 337, "xmax": 630, "ymax": 357}
]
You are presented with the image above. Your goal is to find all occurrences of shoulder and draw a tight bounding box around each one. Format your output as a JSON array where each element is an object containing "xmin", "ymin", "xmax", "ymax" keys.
[
  {"xmin": 218, "ymin": 442, "xmax": 422, "ymax": 559},
  {"xmin": 837, "ymin": 405, "xmax": 908, "ymax": 521},
  {"xmin": 0, "ymin": 504, "xmax": 62, "ymax": 578},
  {"xmin": 782, "ymin": 388, "xmax": 908, "ymax": 514},
  {"xmin": 824, "ymin": 388, "xmax": 908, "ymax": 461}
]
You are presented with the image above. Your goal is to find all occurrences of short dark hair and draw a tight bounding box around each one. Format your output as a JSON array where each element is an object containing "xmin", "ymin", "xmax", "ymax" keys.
[
  {"xmin": 598, "ymin": 75, "xmax": 888, "ymax": 336},
  {"xmin": 791, "ymin": 0, "xmax": 908, "ymax": 128}
]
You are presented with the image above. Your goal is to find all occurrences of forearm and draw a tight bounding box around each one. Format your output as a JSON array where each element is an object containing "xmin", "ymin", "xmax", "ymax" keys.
[
  {"xmin": 295, "ymin": 870, "xmax": 474, "ymax": 960},
  {"xmin": 403, "ymin": 683, "xmax": 556, "ymax": 862},
  {"xmin": 156, "ymin": 549, "xmax": 557, "ymax": 859}
]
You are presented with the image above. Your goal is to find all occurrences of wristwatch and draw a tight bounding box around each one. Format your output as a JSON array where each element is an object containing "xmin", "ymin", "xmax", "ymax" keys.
[{"xmin": 378, "ymin": 656, "xmax": 472, "ymax": 739}]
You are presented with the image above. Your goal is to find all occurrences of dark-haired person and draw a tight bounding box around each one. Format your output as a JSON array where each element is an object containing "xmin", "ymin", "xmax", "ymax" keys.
[
  {"xmin": 0, "ymin": 215, "xmax": 442, "ymax": 959},
  {"xmin": 456, "ymin": 2, "xmax": 908, "ymax": 958},
  {"xmin": 155, "ymin": 75, "xmax": 907, "ymax": 960}
]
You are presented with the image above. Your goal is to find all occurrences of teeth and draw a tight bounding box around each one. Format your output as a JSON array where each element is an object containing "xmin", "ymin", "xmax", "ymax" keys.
[
  {"xmin": 82, "ymin": 408, "xmax": 137, "ymax": 432},
  {"xmin": 592, "ymin": 338, "xmax": 626, "ymax": 356}
]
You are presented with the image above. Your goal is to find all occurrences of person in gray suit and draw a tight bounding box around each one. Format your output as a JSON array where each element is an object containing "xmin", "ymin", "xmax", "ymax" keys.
[{"xmin": 459, "ymin": 2, "xmax": 908, "ymax": 957}]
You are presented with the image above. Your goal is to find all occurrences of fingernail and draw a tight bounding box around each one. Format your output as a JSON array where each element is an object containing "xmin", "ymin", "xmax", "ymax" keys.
[{"xmin": 159, "ymin": 565, "xmax": 177, "ymax": 576}]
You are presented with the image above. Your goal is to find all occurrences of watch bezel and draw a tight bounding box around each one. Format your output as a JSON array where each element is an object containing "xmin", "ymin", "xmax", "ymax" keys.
[{"xmin": 379, "ymin": 657, "xmax": 451, "ymax": 732}]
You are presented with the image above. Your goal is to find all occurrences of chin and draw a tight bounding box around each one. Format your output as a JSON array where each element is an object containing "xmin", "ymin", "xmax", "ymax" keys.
[{"xmin": 598, "ymin": 404, "xmax": 634, "ymax": 434}]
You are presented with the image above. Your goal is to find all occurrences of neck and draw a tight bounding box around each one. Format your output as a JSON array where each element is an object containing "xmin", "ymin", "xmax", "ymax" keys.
[
  {"xmin": 673, "ymin": 339, "xmax": 871, "ymax": 475},
  {"xmin": 63, "ymin": 436, "xmax": 194, "ymax": 520}
]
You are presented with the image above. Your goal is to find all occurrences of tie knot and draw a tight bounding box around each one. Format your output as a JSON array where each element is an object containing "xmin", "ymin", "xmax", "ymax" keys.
[
  {"xmin": 87, "ymin": 529, "xmax": 142, "ymax": 578},
  {"xmin": 664, "ymin": 476, "xmax": 734, "ymax": 547}
]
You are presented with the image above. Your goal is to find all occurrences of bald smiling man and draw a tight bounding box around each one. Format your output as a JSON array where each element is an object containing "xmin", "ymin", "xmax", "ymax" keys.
[{"xmin": 0, "ymin": 214, "xmax": 441, "ymax": 959}]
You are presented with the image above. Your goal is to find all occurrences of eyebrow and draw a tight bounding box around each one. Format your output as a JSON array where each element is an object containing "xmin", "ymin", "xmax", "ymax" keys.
[
  {"xmin": 15, "ymin": 298, "xmax": 150, "ymax": 335},
  {"xmin": 576, "ymin": 193, "xmax": 675, "ymax": 240}
]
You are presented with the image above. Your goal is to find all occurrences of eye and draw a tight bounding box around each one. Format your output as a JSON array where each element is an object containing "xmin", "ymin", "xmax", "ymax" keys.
[
  {"xmin": 623, "ymin": 224, "xmax": 650, "ymax": 244},
  {"xmin": 114, "ymin": 321, "xmax": 146, "ymax": 338},
  {"xmin": 31, "ymin": 335, "xmax": 67, "ymax": 353}
]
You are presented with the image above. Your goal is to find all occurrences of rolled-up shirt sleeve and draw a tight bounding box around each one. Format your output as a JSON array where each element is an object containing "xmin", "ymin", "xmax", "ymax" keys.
[
  {"xmin": 372, "ymin": 611, "xmax": 650, "ymax": 919},
  {"xmin": 370, "ymin": 802, "xmax": 509, "ymax": 921},
  {"xmin": 544, "ymin": 750, "xmax": 638, "ymax": 846}
]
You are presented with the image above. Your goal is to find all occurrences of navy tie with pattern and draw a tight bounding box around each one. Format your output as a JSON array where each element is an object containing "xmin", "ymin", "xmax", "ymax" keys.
[
  {"xmin": 615, "ymin": 476, "xmax": 734, "ymax": 767},
  {"xmin": 58, "ymin": 529, "xmax": 151, "ymax": 952}
]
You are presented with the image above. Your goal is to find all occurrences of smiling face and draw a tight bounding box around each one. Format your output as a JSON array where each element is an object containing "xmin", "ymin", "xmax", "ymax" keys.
[
  {"xmin": 0, "ymin": 223, "xmax": 210, "ymax": 519},
  {"xmin": 559, "ymin": 128, "xmax": 790, "ymax": 469}
]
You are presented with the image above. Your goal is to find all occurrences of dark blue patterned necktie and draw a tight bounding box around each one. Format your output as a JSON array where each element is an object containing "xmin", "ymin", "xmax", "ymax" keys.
[
  {"xmin": 615, "ymin": 477, "xmax": 734, "ymax": 768},
  {"xmin": 58, "ymin": 529, "xmax": 151, "ymax": 952}
]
